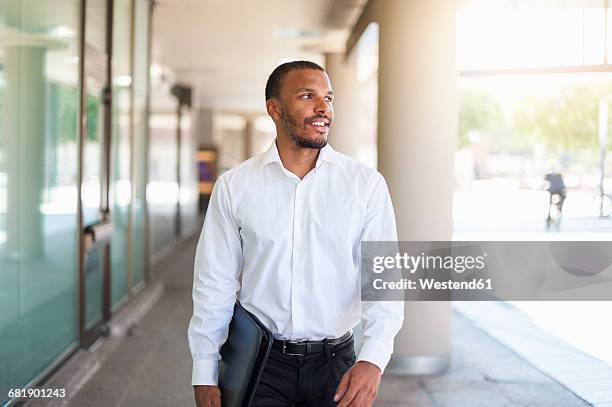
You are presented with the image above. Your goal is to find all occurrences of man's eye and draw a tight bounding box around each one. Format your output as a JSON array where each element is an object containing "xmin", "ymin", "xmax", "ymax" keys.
[
  {"xmin": 325, "ymin": 97, "xmax": 333, "ymax": 102},
  {"xmin": 300, "ymin": 94, "xmax": 312, "ymax": 99}
]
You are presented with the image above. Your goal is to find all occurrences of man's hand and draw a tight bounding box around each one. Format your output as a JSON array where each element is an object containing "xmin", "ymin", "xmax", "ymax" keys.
[
  {"xmin": 334, "ymin": 361, "xmax": 382, "ymax": 407},
  {"xmin": 194, "ymin": 385, "xmax": 221, "ymax": 407}
]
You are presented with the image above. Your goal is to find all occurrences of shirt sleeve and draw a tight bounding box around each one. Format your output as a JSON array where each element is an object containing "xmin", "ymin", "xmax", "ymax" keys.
[
  {"xmin": 356, "ymin": 172, "xmax": 405, "ymax": 374},
  {"xmin": 188, "ymin": 175, "xmax": 243, "ymax": 386}
]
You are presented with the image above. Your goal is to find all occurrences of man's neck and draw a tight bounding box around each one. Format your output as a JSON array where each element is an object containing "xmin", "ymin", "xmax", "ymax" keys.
[{"xmin": 276, "ymin": 136, "xmax": 320, "ymax": 179}]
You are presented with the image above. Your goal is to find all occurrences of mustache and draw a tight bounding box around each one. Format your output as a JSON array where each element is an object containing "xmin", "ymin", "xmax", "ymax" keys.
[{"xmin": 304, "ymin": 115, "xmax": 332, "ymax": 124}]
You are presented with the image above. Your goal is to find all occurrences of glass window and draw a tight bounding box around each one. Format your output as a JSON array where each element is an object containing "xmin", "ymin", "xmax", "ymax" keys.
[
  {"xmin": 0, "ymin": 0, "xmax": 80, "ymax": 399},
  {"xmin": 131, "ymin": 0, "xmax": 151, "ymax": 287},
  {"xmin": 111, "ymin": 0, "xmax": 132, "ymax": 306}
]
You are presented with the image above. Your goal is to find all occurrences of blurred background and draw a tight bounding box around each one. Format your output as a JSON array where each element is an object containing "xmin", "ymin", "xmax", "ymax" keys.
[{"xmin": 1, "ymin": 0, "xmax": 612, "ymax": 406}]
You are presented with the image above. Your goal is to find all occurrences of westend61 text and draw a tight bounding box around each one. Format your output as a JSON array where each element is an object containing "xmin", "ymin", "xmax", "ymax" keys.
[{"xmin": 373, "ymin": 278, "xmax": 493, "ymax": 290}]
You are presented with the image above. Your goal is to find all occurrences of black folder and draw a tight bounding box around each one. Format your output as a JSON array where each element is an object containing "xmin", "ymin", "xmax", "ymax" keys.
[{"xmin": 219, "ymin": 302, "xmax": 273, "ymax": 407}]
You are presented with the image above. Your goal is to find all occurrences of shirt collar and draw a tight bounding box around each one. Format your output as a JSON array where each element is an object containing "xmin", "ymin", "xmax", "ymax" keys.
[{"xmin": 259, "ymin": 139, "xmax": 340, "ymax": 173}]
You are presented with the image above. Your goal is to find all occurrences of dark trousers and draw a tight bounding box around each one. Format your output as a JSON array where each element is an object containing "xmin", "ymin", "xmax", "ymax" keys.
[{"xmin": 251, "ymin": 336, "xmax": 356, "ymax": 406}]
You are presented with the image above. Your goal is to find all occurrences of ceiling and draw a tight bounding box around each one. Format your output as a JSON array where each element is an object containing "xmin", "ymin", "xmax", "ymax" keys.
[{"xmin": 152, "ymin": 0, "xmax": 366, "ymax": 113}]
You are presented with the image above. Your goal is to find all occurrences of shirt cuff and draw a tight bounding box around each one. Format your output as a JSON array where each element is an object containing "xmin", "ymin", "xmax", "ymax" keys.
[
  {"xmin": 356, "ymin": 337, "xmax": 393, "ymax": 374},
  {"xmin": 192, "ymin": 358, "xmax": 219, "ymax": 386}
]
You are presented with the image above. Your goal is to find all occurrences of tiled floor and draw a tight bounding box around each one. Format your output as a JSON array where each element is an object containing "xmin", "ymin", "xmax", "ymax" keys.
[
  {"xmin": 375, "ymin": 312, "xmax": 590, "ymax": 406},
  {"xmin": 455, "ymin": 301, "xmax": 612, "ymax": 407},
  {"xmin": 61, "ymin": 234, "xmax": 590, "ymax": 407}
]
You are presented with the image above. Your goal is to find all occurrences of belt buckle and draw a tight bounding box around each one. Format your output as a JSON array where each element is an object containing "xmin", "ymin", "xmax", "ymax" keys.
[{"xmin": 282, "ymin": 341, "xmax": 306, "ymax": 356}]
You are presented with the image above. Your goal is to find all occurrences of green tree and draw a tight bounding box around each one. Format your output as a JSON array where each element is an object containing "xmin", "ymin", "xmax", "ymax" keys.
[
  {"xmin": 514, "ymin": 83, "xmax": 612, "ymax": 153},
  {"xmin": 52, "ymin": 82, "xmax": 79, "ymax": 144},
  {"xmin": 458, "ymin": 88, "xmax": 503, "ymax": 148}
]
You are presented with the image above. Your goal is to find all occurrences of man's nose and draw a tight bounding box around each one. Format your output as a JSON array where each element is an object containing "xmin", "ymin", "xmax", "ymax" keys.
[{"xmin": 314, "ymin": 97, "xmax": 332, "ymax": 115}]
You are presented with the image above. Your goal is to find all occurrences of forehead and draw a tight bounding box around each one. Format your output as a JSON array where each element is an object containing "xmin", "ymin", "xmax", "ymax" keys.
[{"xmin": 281, "ymin": 69, "xmax": 332, "ymax": 94}]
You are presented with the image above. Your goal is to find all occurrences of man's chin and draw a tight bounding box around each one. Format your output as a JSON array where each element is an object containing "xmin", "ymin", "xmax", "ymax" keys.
[{"xmin": 292, "ymin": 135, "xmax": 327, "ymax": 149}]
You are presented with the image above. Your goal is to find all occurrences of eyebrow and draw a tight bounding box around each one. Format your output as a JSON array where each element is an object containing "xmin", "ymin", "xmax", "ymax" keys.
[{"xmin": 295, "ymin": 87, "xmax": 334, "ymax": 95}]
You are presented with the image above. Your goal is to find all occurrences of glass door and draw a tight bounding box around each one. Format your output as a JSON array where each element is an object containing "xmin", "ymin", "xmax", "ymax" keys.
[{"xmin": 80, "ymin": 0, "xmax": 112, "ymax": 348}]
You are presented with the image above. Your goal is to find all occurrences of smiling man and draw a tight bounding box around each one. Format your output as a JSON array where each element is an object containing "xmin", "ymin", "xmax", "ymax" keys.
[{"xmin": 189, "ymin": 60, "xmax": 404, "ymax": 407}]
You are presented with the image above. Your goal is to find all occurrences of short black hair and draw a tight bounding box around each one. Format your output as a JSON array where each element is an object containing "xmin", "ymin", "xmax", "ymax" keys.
[{"xmin": 265, "ymin": 60, "xmax": 325, "ymax": 101}]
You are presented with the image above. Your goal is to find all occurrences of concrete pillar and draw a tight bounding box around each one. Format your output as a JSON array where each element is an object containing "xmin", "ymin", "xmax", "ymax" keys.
[
  {"xmin": 194, "ymin": 108, "xmax": 215, "ymax": 148},
  {"xmin": 377, "ymin": 0, "xmax": 456, "ymax": 375},
  {"xmin": 244, "ymin": 117, "xmax": 254, "ymax": 160},
  {"xmin": 324, "ymin": 53, "xmax": 361, "ymax": 160},
  {"xmin": 4, "ymin": 45, "xmax": 46, "ymax": 258}
]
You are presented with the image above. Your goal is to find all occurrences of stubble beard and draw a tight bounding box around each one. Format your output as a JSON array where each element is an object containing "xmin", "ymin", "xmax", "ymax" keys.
[{"xmin": 280, "ymin": 107, "xmax": 328, "ymax": 150}]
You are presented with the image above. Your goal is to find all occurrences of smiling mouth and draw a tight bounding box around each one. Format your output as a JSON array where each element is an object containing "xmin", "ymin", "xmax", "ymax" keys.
[{"xmin": 307, "ymin": 119, "xmax": 330, "ymax": 133}]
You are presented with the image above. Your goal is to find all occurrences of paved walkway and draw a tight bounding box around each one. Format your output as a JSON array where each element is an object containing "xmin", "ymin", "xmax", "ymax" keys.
[{"xmin": 66, "ymin": 234, "xmax": 590, "ymax": 407}]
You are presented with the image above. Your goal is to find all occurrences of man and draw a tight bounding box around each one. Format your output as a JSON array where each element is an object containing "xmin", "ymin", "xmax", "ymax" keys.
[{"xmin": 189, "ymin": 60, "xmax": 404, "ymax": 407}]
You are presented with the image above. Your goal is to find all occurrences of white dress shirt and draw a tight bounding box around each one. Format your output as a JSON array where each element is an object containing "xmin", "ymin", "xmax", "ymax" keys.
[{"xmin": 188, "ymin": 140, "xmax": 404, "ymax": 385}]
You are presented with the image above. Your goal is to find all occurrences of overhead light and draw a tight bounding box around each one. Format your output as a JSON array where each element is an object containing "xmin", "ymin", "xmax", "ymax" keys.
[
  {"xmin": 50, "ymin": 25, "xmax": 76, "ymax": 38},
  {"xmin": 113, "ymin": 75, "xmax": 132, "ymax": 86}
]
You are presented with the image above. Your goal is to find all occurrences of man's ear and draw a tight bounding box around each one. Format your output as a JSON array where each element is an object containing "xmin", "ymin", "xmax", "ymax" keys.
[{"xmin": 266, "ymin": 99, "xmax": 281, "ymax": 122}]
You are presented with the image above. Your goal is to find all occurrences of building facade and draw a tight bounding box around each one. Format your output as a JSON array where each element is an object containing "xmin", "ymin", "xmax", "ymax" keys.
[{"xmin": 0, "ymin": 1, "xmax": 198, "ymax": 403}]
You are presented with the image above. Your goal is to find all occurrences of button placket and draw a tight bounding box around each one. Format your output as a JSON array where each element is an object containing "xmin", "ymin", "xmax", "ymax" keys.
[{"xmin": 291, "ymin": 180, "xmax": 304, "ymax": 337}]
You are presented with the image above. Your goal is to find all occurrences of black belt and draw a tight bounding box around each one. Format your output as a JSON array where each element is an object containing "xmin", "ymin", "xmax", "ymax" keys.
[{"xmin": 272, "ymin": 331, "xmax": 353, "ymax": 356}]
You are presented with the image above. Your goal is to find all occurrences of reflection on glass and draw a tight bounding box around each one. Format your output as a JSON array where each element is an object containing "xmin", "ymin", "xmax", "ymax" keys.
[
  {"xmin": 0, "ymin": 1, "xmax": 79, "ymax": 400},
  {"xmin": 82, "ymin": 93, "xmax": 104, "ymax": 225},
  {"xmin": 85, "ymin": 246, "xmax": 104, "ymax": 328},
  {"xmin": 82, "ymin": 0, "xmax": 109, "ymax": 331},
  {"xmin": 131, "ymin": 0, "xmax": 151, "ymax": 286},
  {"xmin": 111, "ymin": 0, "xmax": 132, "ymax": 306}
]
